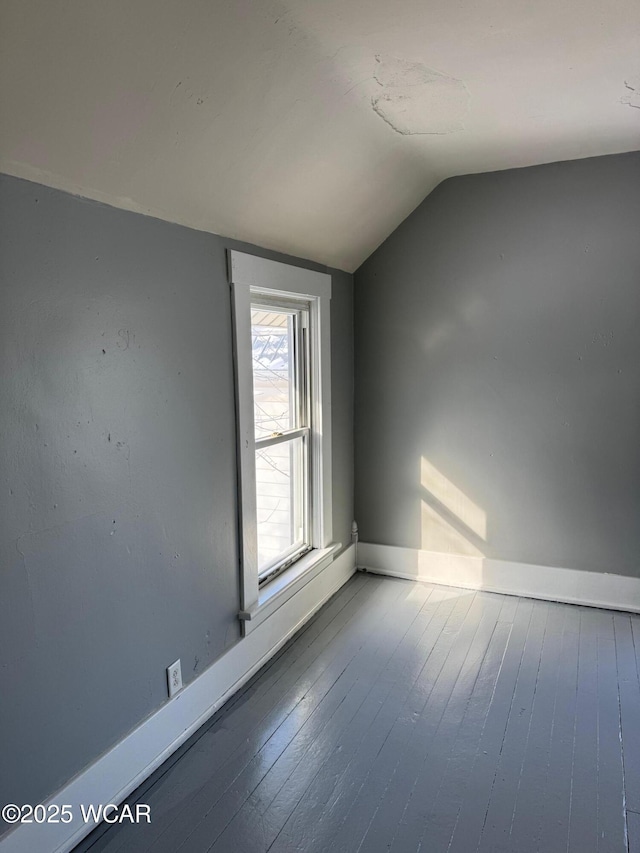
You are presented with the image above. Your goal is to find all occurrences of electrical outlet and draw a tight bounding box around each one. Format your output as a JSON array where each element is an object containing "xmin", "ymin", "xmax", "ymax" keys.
[{"xmin": 167, "ymin": 659, "xmax": 183, "ymax": 698}]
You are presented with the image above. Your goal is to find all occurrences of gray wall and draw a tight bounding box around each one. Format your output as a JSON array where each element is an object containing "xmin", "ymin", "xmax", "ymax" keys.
[
  {"xmin": 355, "ymin": 151, "xmax": 640, "ymax": 577},
  {"xmin": 0, "ymin": 174, "xmax": 353, "ymax": 822}
]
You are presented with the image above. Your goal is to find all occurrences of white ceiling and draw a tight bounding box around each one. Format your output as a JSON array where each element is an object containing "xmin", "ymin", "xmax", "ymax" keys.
[{"xmin": 1, "ymin": 0, "xmax": 639, "ymax": 272}]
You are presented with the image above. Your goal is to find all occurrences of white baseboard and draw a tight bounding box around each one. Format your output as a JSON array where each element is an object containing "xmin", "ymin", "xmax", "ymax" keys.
[
  {"xmin": 357, "ymin": 542, "xmax": 640, "ymax": 614},
  {"xmin": 0, "ymin": 545, "xmax": 356, "ymax": 853}
]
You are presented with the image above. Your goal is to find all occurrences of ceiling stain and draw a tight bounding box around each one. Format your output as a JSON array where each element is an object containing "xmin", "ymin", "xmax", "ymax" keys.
[
  {"xmin": 371, "ymin": 55, "xmax": 469, "ymax": 135},
  {"xmin": 621, "ymin": 76, "xmax": 640, "ymax": 109}
]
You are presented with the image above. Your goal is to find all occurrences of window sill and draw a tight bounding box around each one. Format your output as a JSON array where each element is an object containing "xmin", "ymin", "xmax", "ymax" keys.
[{"xmin": 239, "ymin": 542, "xmax": 341, "ymax": 634}]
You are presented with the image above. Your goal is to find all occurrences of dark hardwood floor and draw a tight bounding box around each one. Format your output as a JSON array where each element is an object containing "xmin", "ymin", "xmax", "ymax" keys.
[{"xmin": 75, "ymin": 572, "xmax": 640, "ymax": 853}]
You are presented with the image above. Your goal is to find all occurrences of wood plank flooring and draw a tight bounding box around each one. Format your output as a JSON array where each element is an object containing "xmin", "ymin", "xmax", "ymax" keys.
[{"xmin": 75, "ymin": 572, "xmax": 640, "ymax": 853}]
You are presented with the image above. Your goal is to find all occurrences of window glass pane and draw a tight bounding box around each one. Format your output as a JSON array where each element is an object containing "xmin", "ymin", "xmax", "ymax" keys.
[
  {"xmin": 256, "ymin": 436, "xmax": 305, "ymax": 573},
  {"xmin": 251, "ymin": 310, "xmax": 294, "ymax": 439}
]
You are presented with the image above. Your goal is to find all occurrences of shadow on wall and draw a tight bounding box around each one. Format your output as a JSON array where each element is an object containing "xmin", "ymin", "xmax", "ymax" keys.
[{"xmin": 420, "ymin": 455, "xmax": 488, "ymax": 585}]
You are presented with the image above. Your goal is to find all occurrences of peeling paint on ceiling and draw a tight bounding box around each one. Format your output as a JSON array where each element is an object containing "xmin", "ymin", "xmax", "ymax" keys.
[
  {"xmin": 621, "ymin": 76, "xmax": 640, "ymax": 109},
  {"xmin": 1, "ymin": 0, "xmax": 639, "ymax": 272},
  {"xmin": 371, "ymin": 55, "xmax": 469, "ymax": 135}
]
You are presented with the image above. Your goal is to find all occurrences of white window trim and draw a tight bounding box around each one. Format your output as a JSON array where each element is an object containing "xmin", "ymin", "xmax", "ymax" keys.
[{"xmin": 228, "ymin": 250, "xmax": 336, "ymax": 634}]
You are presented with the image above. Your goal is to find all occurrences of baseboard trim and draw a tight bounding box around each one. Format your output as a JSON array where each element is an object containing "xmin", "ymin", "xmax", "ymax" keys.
[
  {"xmin": 357, "ymin": 542, "xmax": 640, "ymax": 614},
  {"xmin": 0, "ymin": 545, "xmax": 356, "ymax": 853}
]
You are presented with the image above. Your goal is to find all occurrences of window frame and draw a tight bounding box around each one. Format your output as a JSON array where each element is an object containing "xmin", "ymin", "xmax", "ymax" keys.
[{"xmin": 228, "ymin": 250, "xmax": 335, "ymax": 633}]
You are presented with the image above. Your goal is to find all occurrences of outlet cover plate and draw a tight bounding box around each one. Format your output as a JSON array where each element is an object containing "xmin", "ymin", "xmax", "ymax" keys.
[{"xmin": 167, "ymin": 659, "xmax": 183, "ymax": 698}]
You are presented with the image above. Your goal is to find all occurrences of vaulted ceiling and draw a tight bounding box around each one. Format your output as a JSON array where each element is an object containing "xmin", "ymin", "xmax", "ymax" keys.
[{"xmin": 1, "ymin": 0, "xmax": 639, "ymax": 271}]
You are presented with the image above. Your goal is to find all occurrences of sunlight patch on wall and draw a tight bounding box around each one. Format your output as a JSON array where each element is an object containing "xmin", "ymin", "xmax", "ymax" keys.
[
  {"xmin": 420, "ymin": 500, "xmax": 484, "ymax": 557},
  {"xmin": 421, "ymin": 457, "xmax": 486, "ymax": 540}
]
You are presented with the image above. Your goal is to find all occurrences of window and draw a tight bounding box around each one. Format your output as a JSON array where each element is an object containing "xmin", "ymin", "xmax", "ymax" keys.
[
  {"xmin": 228, "ymin": 251, "xmax": 336, "ymax": 631},
  {"xmin": 252, "ymin": 300, "xmax": 310, "ymax": 582}
]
